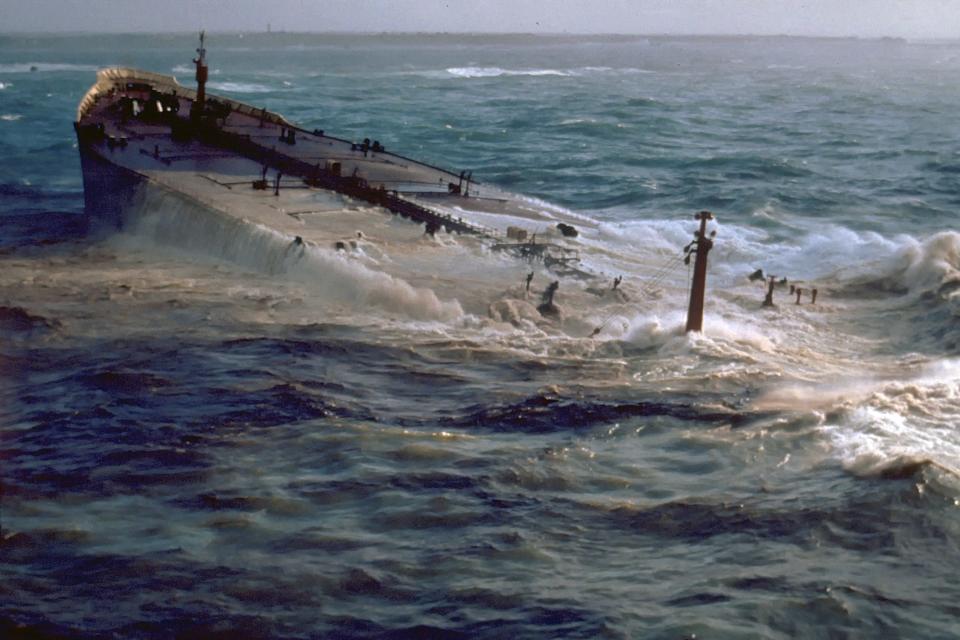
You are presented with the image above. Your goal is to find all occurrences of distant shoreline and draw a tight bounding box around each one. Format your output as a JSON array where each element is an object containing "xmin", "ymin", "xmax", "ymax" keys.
[{"xmin": 0, "ymin": 31, "xmax": 951, "ymax": 43}]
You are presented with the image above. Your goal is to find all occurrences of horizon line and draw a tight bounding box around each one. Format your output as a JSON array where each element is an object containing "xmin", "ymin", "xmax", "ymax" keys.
[{"xmin": 0, "ymin": 30, "xmax": 952, "ymax": 41}]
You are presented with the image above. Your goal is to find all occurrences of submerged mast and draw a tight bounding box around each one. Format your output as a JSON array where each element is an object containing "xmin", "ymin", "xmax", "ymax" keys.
[
  {"xmin": 190, "ymin": 30, "xmax": 208, "ymax": 121},
  {"xmin": 685, "ymin": 210, "xmax": 715, "ymax": 333}
]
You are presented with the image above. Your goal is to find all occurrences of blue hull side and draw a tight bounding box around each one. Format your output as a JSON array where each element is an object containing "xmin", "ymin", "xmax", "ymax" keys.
[{"xmin": 76, "ymin": 140, "xmax": 145, "ymax": 229}]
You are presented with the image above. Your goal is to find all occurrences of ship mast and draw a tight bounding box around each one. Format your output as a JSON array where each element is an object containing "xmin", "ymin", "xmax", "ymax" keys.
[
  {"xmin": 684, "ymin": 210, "xmax": 715, "ymax": 333},
  {"xmin": 190, "ymin": 30, "xmax": 208, "ymax": 121}
]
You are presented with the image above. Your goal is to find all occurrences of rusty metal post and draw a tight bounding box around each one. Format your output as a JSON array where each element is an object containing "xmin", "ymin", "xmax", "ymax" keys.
[
  {"xmin": 190, "ymin": 31, "xmax": 208, "ymax": 122},
  {"xmin": 762, "ymin": 276, "xmax": 777, "ymax": 307},
  {"xmin": 685, "ymin": 211, "xmax": 714, "ymax": 333}
]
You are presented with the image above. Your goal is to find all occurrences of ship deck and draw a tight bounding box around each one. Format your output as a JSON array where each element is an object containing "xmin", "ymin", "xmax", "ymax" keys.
[
  {"xmin": 76, "ymin": 69, "xmax": 593, "ymax": 238},
  {"xmin": 74, "ymin": 69, "xmax": 612, "ymax": 316}
]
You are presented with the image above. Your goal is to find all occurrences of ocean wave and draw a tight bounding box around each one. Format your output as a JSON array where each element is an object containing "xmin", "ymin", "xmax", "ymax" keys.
[
  {"xmin": 118, "ymin": 185, "xmax": 463, "ymax": 322},
  {"xmin": 824, "ymin": 231, "xmax": 960, "ymax": 299},
  {"xmin": 207, "ymin": 81, "xmax": 275, "ymax": 94},
  {"xmin": 756, "ymin": 357, "xmax": 960, "ymax": 486},
  {"xmin": 442, "ymin": 66, "xmax": 653, "ymax": 79},
  {"xmin": 824, "ymin": 402, "xmax": 960, "ymax": 486},
  {"xmin": 172, "ymin": 65, "xmax": 221, "ymax": 76},
  {"xmin": 895, "ymin": 231, "xmax": 960, "ymax": 293},
  {"xmin": 446, "ymin": 66, "xmax": 570, "ymax": 78},
  {"xmin": 638, "ymin": 217, "xmax": 906, "ymax": 289},
  {"xmin": 1, "ymin": 114, "xmax": 22, "ymax": 122},
  {"xmin": 0, "ymin": 62, "xmax": 97, "ymax": 74},
  {"xmin": 446, "ymin": 390, "xmax": 736, "ymax": 433},
  {"xmin": 0, "ymin": 306, "xmax": 61, "ymax": 333},
  {"xmin": 772, "ymin": 225, "xmax": 903, "ymax": 284}
]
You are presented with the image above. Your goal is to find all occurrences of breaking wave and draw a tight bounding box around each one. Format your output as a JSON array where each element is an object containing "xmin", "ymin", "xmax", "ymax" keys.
[
  {"xmin": 115, "ymin": 184, "xmax": 462, "ymax": 322},
  {"xmin": 822, "ymin": 231, "xmax": 960, "ymax": 305},
  {"xmin": 447, "ymin": 66, "xmax": 570, "ymax": 78},
  {"xmin": 207, "ymin": 81, "xmax": 276, "ymax": 94},
  {"xmin": 442, "ymin": 66, "xmax": 653, "ymax": 79},
  {"xmin": 892, "ymin": 231, "xmax": 960, "ymax": 293}
]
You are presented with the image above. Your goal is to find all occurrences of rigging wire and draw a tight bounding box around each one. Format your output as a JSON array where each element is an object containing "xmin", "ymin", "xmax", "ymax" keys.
[{"xmin": 589, "ymin": 249, "xmax": 689, "ymax": 338}]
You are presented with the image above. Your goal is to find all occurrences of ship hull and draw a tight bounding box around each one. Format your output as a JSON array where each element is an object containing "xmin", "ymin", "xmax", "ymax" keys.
[{"xmin": 76, "ymin": 140, "xmax": 146, "ymax": 229}]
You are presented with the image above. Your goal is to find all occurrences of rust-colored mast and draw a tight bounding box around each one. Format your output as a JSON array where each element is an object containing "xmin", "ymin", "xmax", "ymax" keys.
[
  {"xmin": 190, "ymin": 30, "xmax": 208, "ymax": 121},
  {"xmin": 685, "ymin": 210, "xmax": 715, "ymax": 333}
]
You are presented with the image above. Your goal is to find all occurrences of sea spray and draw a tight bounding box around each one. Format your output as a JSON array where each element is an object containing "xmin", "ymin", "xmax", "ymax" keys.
[
  {"xmin": 898, "ymin": 231, "xmax": 960, "ymax": 293},
  {"xmin": 119, "ymin": 183, "xmax": 463, "ymax": 321}
]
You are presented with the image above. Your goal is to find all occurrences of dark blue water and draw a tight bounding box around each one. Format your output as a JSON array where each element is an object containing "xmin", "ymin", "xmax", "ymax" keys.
[{"xmin": 2, "ymin": 33, "xmax": 960, "ymax": 639}]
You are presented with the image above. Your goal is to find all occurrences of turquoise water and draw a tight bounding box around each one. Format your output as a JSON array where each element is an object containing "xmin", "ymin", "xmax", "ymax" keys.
[{"xmin": 2, "ymin": 33, "xmax": 960, "ymax": 639}]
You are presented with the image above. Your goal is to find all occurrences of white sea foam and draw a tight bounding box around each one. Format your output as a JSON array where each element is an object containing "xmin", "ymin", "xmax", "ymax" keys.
[
  {"xmin": 617, "ymin": 311, "xmax": 680, "ymax": 349},
  {"xmin": 777, "ymin": 226, "xmax": 905, "ymax": 281},
  {"xmin": 208, "ymin": 81, "xmax": 275, "ymax": 94},
  {"xmin": 795, "ymin": 230, "xmax": 960, "ymax": 299},
  {"xmin": 750, "ymin": 358, "xmax": 960, "ymax": 479},
  {"xmin": 618, "ymin": 217, "xmax": 920, "ymax": 291},
  {"xmin": 117, "ymin": 186, "xmax": 463, "ymax": 322},
  {"xmin": 515, "ymin": 194, "xmax": 596, "ymax": 222},
  {"xmin": 446, "ymin": 66, "xmax": 570, "ymax": 78},
  {"xmin": 172, "ymin": 64, "xmax": 221, "ymax": 76},
  {"xmin": 442, "ymin": 66, "xmax": 653, "ymax": 79},
  {"xmin": 586, "ymin": 307, "xmax": 775, "ymax": 358},
  {"xmin": 894, "ymin": 231, "xmax": 960, "ymax": 293},
  {"xmin": 693, "ymin": 314, "xmax": 779, "ymax": 354},
  {"xmin": 1, "ymin": 114, "xmax": 23, "ymax": 122},
  {"xmin": 595, "ymin": 219, "xmax": 708, "ymax": 254},
  {"xmin": 824, "ymin": 401, "xmax": 960, "ymax": 480}
]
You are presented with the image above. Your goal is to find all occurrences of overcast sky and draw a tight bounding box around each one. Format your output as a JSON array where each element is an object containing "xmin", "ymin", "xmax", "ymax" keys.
[{"xmin": 3, "ymin": 0, "xmax": 959, "ymax": 38}]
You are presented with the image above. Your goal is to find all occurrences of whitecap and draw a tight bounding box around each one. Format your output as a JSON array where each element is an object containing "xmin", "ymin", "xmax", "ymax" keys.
[
  {"xmin": 1, "ymin": 114, "xmax": 23, "ymax": 122},
  {"xmin": 558, "ymin": 117, "xmax": 598, "ymax": 126},
  {"xmin": 446, "ymin": 66, "xmax": 570, "ymax": 78},
  {"xmin": 404, "ymin": 66, "xmax": 650, "ymax": 80},
  {"xmin": 823, "ymin": 401, "xmax": 960, "ymax": 482},
  {"xmin": 208, "ymin": 81, "xmax": 275, "ymax": 94}
]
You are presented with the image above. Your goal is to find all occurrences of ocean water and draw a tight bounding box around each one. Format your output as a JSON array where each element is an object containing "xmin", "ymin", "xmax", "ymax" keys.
[{"xmin": 2, "ymin": 32, "xmax": 960, "ymax": 639}]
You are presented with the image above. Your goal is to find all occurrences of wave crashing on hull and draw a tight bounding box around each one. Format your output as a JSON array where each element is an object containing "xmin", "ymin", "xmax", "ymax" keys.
[{"xmin": 113, "ymin": 184, "xmax": 463, "ymax": 323}]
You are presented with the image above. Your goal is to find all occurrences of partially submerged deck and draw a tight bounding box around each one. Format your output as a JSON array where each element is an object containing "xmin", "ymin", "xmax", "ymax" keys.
[{"xmin": 75, "ymin": 68, "xmax": 587, "ymax": 244}]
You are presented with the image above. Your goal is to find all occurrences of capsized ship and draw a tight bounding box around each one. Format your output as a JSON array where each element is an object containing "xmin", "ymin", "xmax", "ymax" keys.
[{"xmin": 74, "ymin": 34, "xmax": 714, "ymax": 329}]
